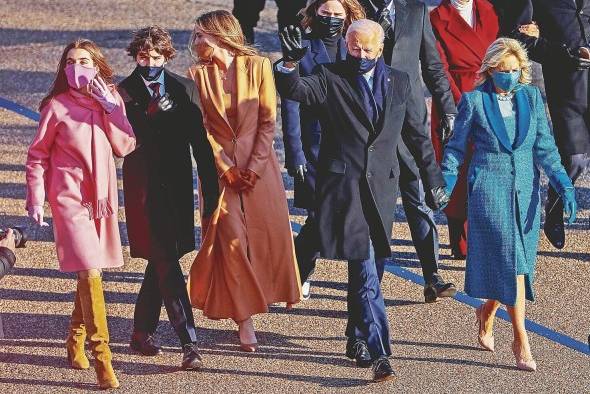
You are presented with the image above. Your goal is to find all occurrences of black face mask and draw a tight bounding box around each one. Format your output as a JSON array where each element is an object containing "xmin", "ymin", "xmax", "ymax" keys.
[
  {"xmin": 137, "ymin": 65, "xmax": 165, "ymax": 81},
  {"xmin": 346, "ymin": 53, "xmax": 377, "ymax": 75},
  {"xmin": 313, "ymin": 15, "xmax": 345, "ymax": 38}
]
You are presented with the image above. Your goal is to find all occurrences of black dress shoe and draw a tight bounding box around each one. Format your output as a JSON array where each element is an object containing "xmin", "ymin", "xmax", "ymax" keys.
[
  {"xmin": 345, "ymin": 340, "xmax": 372, "ymax": 368},
  {"xmin": 424, "ymin": 273, "xmax": 457, "ymax": 303},
  {"xmin": 130, "ymin": 332, "xmax": 162, "ymax": 356},
  {"xmin": 372, "ymin": 357, "xmax": 396, "ymax": 382},
  {"xmin": 182, "ymin": 342, "xmax": 204, "ymax": 370}
]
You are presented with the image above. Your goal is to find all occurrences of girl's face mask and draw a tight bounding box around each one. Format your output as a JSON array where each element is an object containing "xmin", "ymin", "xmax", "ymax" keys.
[{"xmin": 65, "ymin": 63, "xmax": 97, "ymax": 89}]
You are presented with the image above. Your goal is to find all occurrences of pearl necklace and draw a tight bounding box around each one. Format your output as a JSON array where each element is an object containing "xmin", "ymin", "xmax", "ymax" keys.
[{"xmin": 497, "ymin": 92, "xmax": 514, "ymax": 101}]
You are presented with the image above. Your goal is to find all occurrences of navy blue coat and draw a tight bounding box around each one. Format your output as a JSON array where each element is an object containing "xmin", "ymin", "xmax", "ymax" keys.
[{"xmin": 280, "ymin": 37, "xmax": 347, "ymax": 209}]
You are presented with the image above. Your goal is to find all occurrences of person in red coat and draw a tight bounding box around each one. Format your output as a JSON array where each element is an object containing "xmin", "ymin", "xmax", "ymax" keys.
[{"xmin": 430, "ymin": 0, "xmax": 499, "ymax": 259}]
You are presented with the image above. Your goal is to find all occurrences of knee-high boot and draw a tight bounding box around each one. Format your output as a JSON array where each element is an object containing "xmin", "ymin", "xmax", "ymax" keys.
[
  {"xmin": 78, "ymin": 276, "xmax": 120, "ymax": 390},
  {"xmin": 65, "ymin": 285, "xmax": 90, "ymax": 369}
]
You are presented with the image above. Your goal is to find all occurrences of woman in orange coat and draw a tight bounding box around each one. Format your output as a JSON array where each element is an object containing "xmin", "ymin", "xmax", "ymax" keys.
[{"xmin": 186, "ymin": 10, "xmax": 301, "ymax": 352}]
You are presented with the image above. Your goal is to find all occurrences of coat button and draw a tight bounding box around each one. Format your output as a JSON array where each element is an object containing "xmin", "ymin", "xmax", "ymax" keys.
[
  {"xmin": 368, "ymin": 145, "xmax": 375, "ymax": 152},
  {"xmin": 367, "ymin": 171, "xmax": 373, "ymax": 178}
]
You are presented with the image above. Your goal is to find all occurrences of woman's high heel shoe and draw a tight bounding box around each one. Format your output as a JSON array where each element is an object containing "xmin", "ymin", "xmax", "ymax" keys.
[
  {"xmin": 475, "ymin": 306, "xmax": 495, "ymax": 352},
  {"xmin": 237, "ymin": 318, "xmax": 258, "ymax": 352},
  {"xmin": 512, "ymin": 341, "xmax": 537, "ymax": 372}
]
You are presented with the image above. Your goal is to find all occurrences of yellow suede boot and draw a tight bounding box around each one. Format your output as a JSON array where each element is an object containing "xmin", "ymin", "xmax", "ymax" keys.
[
  {"xmin": 65, "ymin": 286, "xmax": 90, "ymax": 369},
  {"xmin": 78, "ymin": 276, "xmax": 120, "ymax": 390}
]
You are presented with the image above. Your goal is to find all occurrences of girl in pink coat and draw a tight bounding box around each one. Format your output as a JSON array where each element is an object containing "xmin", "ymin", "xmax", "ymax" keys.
[{"xmin": 25, "ymin": 39, "xmax": 136, "ymax": 390}]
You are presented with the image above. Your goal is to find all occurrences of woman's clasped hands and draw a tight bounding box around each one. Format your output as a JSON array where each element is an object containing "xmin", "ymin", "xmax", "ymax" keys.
[{"xmin": 221, "ymin": 166, "xmax": 259, "ymax": 192}]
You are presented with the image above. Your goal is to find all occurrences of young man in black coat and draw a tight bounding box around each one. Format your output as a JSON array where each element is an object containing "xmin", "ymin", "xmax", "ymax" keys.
[
  {"xmin": 118, "ymin": 26, "xmax": 219, "ymax": 370},
  {"xmin": 359, "ymin": 0, "xmax": 458, "ymax": 302},
  {"xmin": 275, "ymin": 20, "xmax": 449, "ymax": 382},
  {"xmin": 490, "ymin": 0, "xmax": 590, "ymax": 249}
]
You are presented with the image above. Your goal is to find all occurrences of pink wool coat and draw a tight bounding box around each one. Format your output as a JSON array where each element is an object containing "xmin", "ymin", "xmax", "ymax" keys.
[{"xmin": 26, "ymin": 89, "xmax": 136, "ymax": 272}]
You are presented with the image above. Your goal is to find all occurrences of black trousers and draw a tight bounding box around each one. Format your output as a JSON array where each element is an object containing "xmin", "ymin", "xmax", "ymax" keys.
[
  {"xmin": 295, "ymin": 210, "xmax": 320, "ymax": 284},
  {"xmin": 133, "ymin": 257, "xmax": 197, "ymax": 346},
  {"xmin": 232, "ymin": 0, "xmax": 307, "ymax": 42},
  {"xmin": 545, "ymin": 153, "xmax": 589, "ymax": 223},
  {"xmin": 397, "ymin": 140, "xmax": 439, "ymax": 284}
]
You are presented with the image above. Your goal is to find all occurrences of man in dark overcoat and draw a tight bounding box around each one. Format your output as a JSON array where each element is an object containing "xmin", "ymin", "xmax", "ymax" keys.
[
  {"xmin": 275, "ymin": 20, "xmax": 449, "ymax": 382},
  {"xmin": 359, "ymin": 0, "xmax": 458, "ymax": 301},
  {"xmin": 118, "ymin": 26, "xmax": 219, "ymax": 370}
]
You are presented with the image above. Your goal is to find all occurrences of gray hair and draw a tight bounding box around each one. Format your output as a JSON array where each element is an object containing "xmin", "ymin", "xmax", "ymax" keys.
[{"xmin": 345, "ymin": 19, "xmax": 385, "ymax": 44}]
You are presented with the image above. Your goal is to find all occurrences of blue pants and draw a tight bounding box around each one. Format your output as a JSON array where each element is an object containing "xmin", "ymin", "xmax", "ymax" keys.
[{"xmin": 345, "ymin": 242, "xmax": 391, "ymax": 360}]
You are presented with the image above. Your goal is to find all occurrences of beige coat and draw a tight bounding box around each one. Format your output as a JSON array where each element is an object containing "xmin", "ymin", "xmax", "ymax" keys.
[{"xmin": 187, "ymin": 55, "xmax": 301, "ymax": 321}]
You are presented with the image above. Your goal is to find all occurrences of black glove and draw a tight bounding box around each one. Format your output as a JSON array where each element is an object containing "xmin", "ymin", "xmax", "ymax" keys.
[
  {"xmin": 147, "ymin": 93, "xmax": 176, "ymax": 117},
  {"xmin": 288, "ymin": 164, "xmax": 307, "ymax": 184},
  {"xmin": 561, "ymin": 44, "xmax": 590, "ymax": 71},
  {"xmin": 279, "ymin": 25, "xmax": 308, "ymax": 63},
  {"xmin": 425, "ymin": 186, "xmax": 450, "ymax": 211},
  {"xmin": 437, "ymin": 114, "xmax": 456, "ymax": 145}
]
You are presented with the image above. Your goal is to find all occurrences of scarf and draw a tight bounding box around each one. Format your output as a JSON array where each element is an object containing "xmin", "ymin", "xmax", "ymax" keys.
[{"xmin": 68, "ymin": 89, "xmax": 115, "ymax": 220}]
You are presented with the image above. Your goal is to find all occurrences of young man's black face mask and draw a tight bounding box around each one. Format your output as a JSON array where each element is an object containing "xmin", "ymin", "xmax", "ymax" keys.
[{"xmin": 137, "ymin": 65, "xmax": 165, "ymax": 81}]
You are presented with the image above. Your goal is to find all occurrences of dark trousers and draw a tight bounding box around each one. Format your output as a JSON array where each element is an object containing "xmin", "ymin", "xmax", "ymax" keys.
[
  {"xmin": 295, "ymin": 210, "xmax": 320, "ymax": 283},
  {"xmin": 545, "ymin": 153, "xmax": 589, "ymax": 223},
  {"xmin": 232, "ymin": 0, "xmax": 307, "ymax": 42},
  {"xmin": 397, "ymin": 140, "xmax": 439, "ymax": 284},
  {"xmin": 345, "ymin": 241, "xmax": 391, "ymax": 360},
  {"xmin": 133, "ymin": 258, "xmax": 197, "ymax": 346}
]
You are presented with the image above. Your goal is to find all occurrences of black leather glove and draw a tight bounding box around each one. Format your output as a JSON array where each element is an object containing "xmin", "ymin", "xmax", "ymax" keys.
[
  {"xmin": 288, "ymin": 164, "xmax": 307, "ymax": 184},
  {"xmin": 561, "ymin": 44, "xmax": 590, "ymax": 71},
  {"xmin": 425, "ymin": 186, "xmax": 450, "ymax": 211},
  {"xmin": 147, "ymin": 93, "xmax": 176, "ymax": 117},
  {"xmin": 437, "ymin": 114, "xmax": 456, "ymax": 145},
  {"xmin": 279, "ymin": 25, "xmax": 308, "ymax": 63}
]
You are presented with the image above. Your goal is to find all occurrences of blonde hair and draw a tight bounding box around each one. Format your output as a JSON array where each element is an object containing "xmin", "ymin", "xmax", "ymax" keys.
[
  {"xmin": 476, "ymin": 38, "xmax": 532, "ymax": 86},
  {"xmin": 346, "ymin": 19, "xmax": 384, "ymax": 44},
  {"xmin": 189, "ymin": 10, "xmax": 257, "ymax": 63},
  {"xmin": 299, "ymin": 0, "xmax": 366, "ymax": 32}
]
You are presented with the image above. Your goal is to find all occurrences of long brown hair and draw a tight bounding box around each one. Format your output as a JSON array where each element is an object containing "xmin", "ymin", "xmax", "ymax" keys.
[
  {"xmin": 299, "ymin": 0, "xmax": 366, "ymax": 32},
  {"xmin": 189, "ymin": 10, "xmax": 258, "ymax": 63},
  {"xmin": 39, "ymin": 39, "xmax": 114, "ymax": 111}
]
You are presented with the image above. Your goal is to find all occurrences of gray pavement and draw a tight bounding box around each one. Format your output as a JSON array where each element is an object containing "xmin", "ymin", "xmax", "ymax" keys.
[{"xmin": 0, "ymin": 1, "xmax": 589, "ymax": 392}]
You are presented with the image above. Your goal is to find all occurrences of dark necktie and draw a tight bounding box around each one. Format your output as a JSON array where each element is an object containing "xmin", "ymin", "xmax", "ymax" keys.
[
  {"xmin": 149, "ymin": 82, "xmax": 161, "ymax": 99},
  {"xmin": 378, "ymin": 7, "xmax": 393, "ymax": 39}
]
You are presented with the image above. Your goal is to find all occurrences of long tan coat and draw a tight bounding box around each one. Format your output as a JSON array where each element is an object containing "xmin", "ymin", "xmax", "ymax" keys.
[{"xmin": 187, "ymin": 55, "xmax": 301, "ymax": 321}]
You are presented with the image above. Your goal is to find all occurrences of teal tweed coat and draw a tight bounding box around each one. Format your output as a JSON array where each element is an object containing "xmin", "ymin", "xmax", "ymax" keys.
[{"xmin": 442, "ymin": 81, "xmax": 569, "ymax": 306}]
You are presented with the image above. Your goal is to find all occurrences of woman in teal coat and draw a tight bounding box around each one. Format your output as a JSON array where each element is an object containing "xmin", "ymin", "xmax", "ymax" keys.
[{"xmin": 442, "ymin": 38, "xmax": 577, "ymax": 372}]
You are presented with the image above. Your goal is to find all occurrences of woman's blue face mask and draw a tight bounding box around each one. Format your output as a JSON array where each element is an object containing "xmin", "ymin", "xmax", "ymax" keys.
[{"xmin": 492, "ymin": 69, "xmax": 521, "ymax": 92}]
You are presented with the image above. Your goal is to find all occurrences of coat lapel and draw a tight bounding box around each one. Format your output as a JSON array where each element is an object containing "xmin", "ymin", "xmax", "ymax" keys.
[
  {"xmin": 202, "ymin": 62, "xmax": 233, "ymax": 133},
  {"xmin": 375, "ymin": 66, "xmax": 395, "ymax": 136},
  {"xmin": 125, "ymin": 69, "xmax": 152, "ymax": 109},
  {"xmin": 310, "ymin": 38, "xmax": 331, "ymax": 66},
  {"xmin": 441, "ymin": 1, "xmax": 487, "ymax": 61},
  {"xmin": 234, "ymin": 56, "xmax": 249, "ymax": 135},
  {"xmin": 512, "ymin": 88, "xmax": 531, "ymax": 150},
  {"xmin": 337, "ymin": 37, "xmax": 348, "ymax": 62}
]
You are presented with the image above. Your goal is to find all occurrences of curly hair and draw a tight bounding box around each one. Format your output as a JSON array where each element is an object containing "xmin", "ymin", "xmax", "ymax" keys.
[
  {"xmin": 475, "ymin": 38, "xmax": 532, "ymax": 87},
  {"xmin": 299, "ymin": 0, "xmax": 366, "ymax": 32},
  {"xmin": 127, "ymin": 25, "xmax": 176, "ymax": 60}
]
